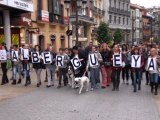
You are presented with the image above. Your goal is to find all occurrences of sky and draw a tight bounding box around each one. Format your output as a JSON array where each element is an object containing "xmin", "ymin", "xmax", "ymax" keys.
[{"xmin": 131, "ymin": 0, "xmax": 160, "ymax": 8}]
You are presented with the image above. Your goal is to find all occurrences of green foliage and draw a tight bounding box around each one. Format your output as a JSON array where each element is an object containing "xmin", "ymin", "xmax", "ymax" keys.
[
  {"xmin": 113, "ymin": 29, "xmax": 123, "ymax": 44},
  {"xmin": 154, "ymin": 38, "xmax": 160, "ymax": 43},
  {"xmin": 97, "ymin": 22, "xmax": 110, "ymax": 43}
]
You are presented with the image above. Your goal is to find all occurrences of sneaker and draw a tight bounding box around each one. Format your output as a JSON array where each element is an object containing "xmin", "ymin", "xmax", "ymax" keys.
[
  {"xmin": 90, "ymin": 88, "xmax": 94, "ymax": 91},
  {"xmin": 57, "ymin": 85, "xmax": 61, "ymax": 88}
]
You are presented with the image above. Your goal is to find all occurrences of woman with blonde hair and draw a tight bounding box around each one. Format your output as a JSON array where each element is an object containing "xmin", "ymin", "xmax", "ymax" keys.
[
  {"xmin": 147, "ymin": 48, "xmax": 160, "ymax": 95},
  {"xmin": 100, "ymin": 43, "xmax": 112, "ymax": 88}
]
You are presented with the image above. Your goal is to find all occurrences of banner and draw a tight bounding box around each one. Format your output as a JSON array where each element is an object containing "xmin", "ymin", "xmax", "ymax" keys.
[
  {"xmin": 11, "ymin": 51, "xmax": 19, "ymax": 61},
  {"xmin": 0, "ymin": 50, "xmax": 7, "ymax": 60},
  {"xmin": 22, "ymin": 49, "xmax": 29, "ymax": 60},
  {"xmin": 31, "ymin": 52, "xmax": 40, "ymax": 63},
  {"xmin": 89, "ymin": 54, "xmax": 98, "ymax": 67},
  {"xmin": 113, "ymin": 54, "xmax": 122, "ymax": 67},
  {"xmin": 147, "ymin": 58, "xmax": 157, "ymax": 71},
  {"xmin": 71, "ymin": 56, "xmax": 81, "ymax": 70},
  {"xmin": 42, "ymin": 52, "xmax": 52, "ymax": 64},
  {"xmin": 56, "ymin": 55, "xmax": 64, "ymax": 67},
  {"xmin": 131, "ymin": 55, "xmax": 141, "ymax": 68}
]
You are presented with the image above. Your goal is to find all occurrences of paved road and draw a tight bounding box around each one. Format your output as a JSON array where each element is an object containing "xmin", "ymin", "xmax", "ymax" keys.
[{"xmin": 0, "ymin": 74, "xmax": 160, "ymax": 120}]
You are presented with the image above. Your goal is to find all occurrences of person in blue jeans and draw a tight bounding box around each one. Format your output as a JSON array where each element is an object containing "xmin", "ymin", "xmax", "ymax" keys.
[
  {"xmin": 148, "ymin": 48, "xmax": 160, "ymax": 95},
  {"xmin": 131, "ymin": 47, "xmax": 144, "ymax": 92}
]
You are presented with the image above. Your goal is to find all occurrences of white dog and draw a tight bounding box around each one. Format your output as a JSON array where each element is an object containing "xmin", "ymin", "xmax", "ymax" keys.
[
  {"xmin": 74, "ymin": 76, "xmax": 90, "ymax": 94},
  {"xmin": 67, "ymin": 66, "xmax": 75, "ymax": 88}
]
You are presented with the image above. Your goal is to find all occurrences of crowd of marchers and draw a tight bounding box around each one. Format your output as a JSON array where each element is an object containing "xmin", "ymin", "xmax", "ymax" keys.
[{"xmin": 0, "ymin": 42, "xmax": 160, "ymax": 95}]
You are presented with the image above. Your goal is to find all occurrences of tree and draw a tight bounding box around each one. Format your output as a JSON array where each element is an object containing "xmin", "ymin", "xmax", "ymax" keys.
[
  {"xmin": 97, "ymin": 22, "xmax": 110, "ymax": 43},
  {"xmin": 113, "ymin": 29, "xmax": 123, "ymax": 44}
]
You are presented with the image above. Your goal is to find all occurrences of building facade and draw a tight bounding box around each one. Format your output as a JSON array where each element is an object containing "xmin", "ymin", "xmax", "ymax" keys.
[
  {"xmin": 0, "ymin": 0, "xmax": 33, "ymax": 49},
  {"xmin": 148, "ymin": 7, "xmax": 160, "ymax": 41},
  {"xmin": 30, "ymin": 0, "xmax": 68, "ymax": 51},
  {"xmin": 130, "ymin": 4, "xmax": 143, "ymax": 44},
  {"xmin": 105, "ymin": 0, "xmax": 131, "ymax": 44},
  {"xmin": 142, "ymin": 9, "xmax": 152, "ymax": 42},
  {"xmin": 90, "ymin": 0, "xmax": 105, "ymax": 45}
]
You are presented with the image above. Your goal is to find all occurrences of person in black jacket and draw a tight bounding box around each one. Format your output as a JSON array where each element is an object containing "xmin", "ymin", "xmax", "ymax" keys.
[
  {"xmin": 71, "ymin": 46, "xmax": 87, "ymax": 78},
  {"xmin": 32, "ymin": 45, "xmax": 43, "ymax": 87}
]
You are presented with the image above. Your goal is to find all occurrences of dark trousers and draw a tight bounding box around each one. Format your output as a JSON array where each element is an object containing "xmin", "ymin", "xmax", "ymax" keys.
[
  {"xmin": 112, "ymin": 69, "xmax": 121, "ymax": 90},
  {"xmin": 145, "ymin": 71, "xmax": 150, "ymax": 85},
  {"xmin": 58, "ymin": 68, "xmax": 67, "ymax": 86},
  {"xmin": 122, "ymin": 65, "xmax": 130, "ymax": 81},
  {"xmin": 1, "ymin": 63, "xmax": 8, "ymax": 84},
  {"xmin": 90, "ymin": 67, "xmax": 100, "ymax": 88}
]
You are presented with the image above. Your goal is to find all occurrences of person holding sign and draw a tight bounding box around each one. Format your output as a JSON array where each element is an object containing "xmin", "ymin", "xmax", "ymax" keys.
[
  {"xmin": 86, "ymin": 45, "xmax": 102, "ymax": 90},
  {"xmin": 57, "ymin": 48, "xmax": 69, "ymax": 88},
  {"xmin": 45, "ymin": 45, "xmax": 57, "ymax": 88},
  {"xmin": 70, "ymin": 46, "xmax": 87, "ymax": 89},
  {"xmin": 0, "ymin": 44, "xmax": 9, "ymax": 85},
  {"xmin": 121, "ymin": 44, "xmax": 131, "ymax": 85},
  {"xmin": 32, "ymin": 45, "xmax": 43, "ymax": 87},
  {"xmin": 23, "ymin": 44, "xmax": 31, "ymax": 87},
  {"xmin": 11, "ymin": 45, "xmax": 22, "ymax": 85},
  {"xmin": 146, "ymin": 48, "xmax": 160, "ymax": 95},
  {"xmin": 111, "ymin": 44, "xmax": 123, "ymax": 91},
  {"xmin": 131, "ymin": 47, "xmax": 144, "ymax": 92},
  {"xmin": 100, "ymin": 43, "xmax": 112, "ymax": 88}
]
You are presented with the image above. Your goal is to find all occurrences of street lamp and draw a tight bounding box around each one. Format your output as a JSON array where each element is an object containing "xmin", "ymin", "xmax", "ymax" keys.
[
  {"xmin": 64, "ymin": 0, "xmax": 87, "ymax": 46},
  {"xmin": 64, "ymin": 0, "xmax": 70, "ymax": 48}
]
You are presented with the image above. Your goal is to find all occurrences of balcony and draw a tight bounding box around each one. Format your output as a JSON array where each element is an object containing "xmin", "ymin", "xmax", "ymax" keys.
[
  {"xmin": 92, "ymin": 6, "xmax": 105, "ymax": 17},
  {"xmin": 109, "ymin": 7, "xmax": 130, "ymax": 16},
  {"xmin": 69, "ymin": 15, "xmax": 97, "ymax": 25}
]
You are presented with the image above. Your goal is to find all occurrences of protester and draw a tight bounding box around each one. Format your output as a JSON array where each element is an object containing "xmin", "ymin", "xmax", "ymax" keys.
[
  {"xmin": 46, "ymin": 45, "xmax": 56, "ymax": 88},
  {"xmin": 32, "ymin": 45, "xmax": 43, "ymax": 87},
  {"xmin": 131, "ymin": 46, "xmax": 144, "ymax": 92},
  {"xmin": 1, "ymin": 44, "xmax": 9, "ymax": 85},
  {"xmin": 86, "ymin": 45, "xmax": 102, "ymax": 90},
  {"xmin": 111, "ymin": 44, "xmax": 123, "ymax": 91},
  {"xmin": 121, "ymin": 44, "xmax": 131, "ymax": 85},
  {"xmin": 100, "ymin": 43, "xmax": 112, "ymax": 88},
  {"xmin": 11, "ymin": 45, "xmax": 22, "ymax": 85},
  {"xmin": 148, "ymin": 48, "xmax": 160, "ymax": 95},
  {"xmin": 57, "ymin": 48, "xmax": 69, "ymax": 88}
]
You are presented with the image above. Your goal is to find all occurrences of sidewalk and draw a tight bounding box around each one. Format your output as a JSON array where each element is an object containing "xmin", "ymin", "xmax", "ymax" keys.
[{"xmin": 0, "ymin": 69, "xmax": 46, "ymax": 101}]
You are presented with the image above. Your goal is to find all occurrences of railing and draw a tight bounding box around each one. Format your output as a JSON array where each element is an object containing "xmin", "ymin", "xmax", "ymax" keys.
[
  {"xmin": 109, "ymin": 7, "xmax": 130, "ymax": 16},
  {"xmin": 92, "ymin": 6, "xmax": 105, "ymax": 16}
]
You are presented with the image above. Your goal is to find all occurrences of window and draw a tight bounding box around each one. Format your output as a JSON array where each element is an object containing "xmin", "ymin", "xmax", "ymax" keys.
[
  {"xmin": 119, "ymin": 17, "xmax": 121, "ymax": 24},
  {"xmin": 127, "ymin": 18, "xmax": 129, "ymax": 25},
  {"xmin": 123, "ymin": 3, "xmax": 124, "ymax": 10},
  {"xmin": 109, "ymin": 0, "xmax": 111, "ymax": 7},
  {"xmin": 127, "ymin": 4, "xmax": 129, "ymax": 11},
  {"xmin": 114, "ymin": 0, "xmax": 116, "ymax": 8},
  {"xmin": 123, "ymin": 17, "xmax": 125, "ymax": 24},
  {"xmin": 109, "ymin": 15, "xmax": 112, "ymax": 23},
  {"xmin": 48, "ymin": 0, "xmax": 64, "ymax": 24},
  {"xmin": 114, "ymin": 16, "xmax": 116, "ymax": 24},
  {"xmin": 37, "ymin": 0, "xmax": 43, "ymax": 20},
  {"xmin": 119, "ymin": 2, "xmax": 121, "ymax": 9}
]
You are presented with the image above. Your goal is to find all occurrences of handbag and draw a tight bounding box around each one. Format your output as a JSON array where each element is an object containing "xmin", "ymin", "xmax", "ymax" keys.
[
  {"xmin": 6, "ymin": 59, "xmax": 12, "ymax": 69},
  {"xmin": 104, "ymin": 62, "xmax": 112, "ymax": 67}
]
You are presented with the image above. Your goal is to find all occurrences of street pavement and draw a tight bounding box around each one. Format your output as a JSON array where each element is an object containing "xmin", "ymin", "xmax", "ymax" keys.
[{"xmin": 0, "ymin": 69, "xmax": 160, "ymax": 120}]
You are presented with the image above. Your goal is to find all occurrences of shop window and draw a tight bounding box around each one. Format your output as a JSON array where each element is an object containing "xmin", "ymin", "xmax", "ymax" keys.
[{"xmin": 12, "ymin": 34, "xmax": 19, "ymax": 46}]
